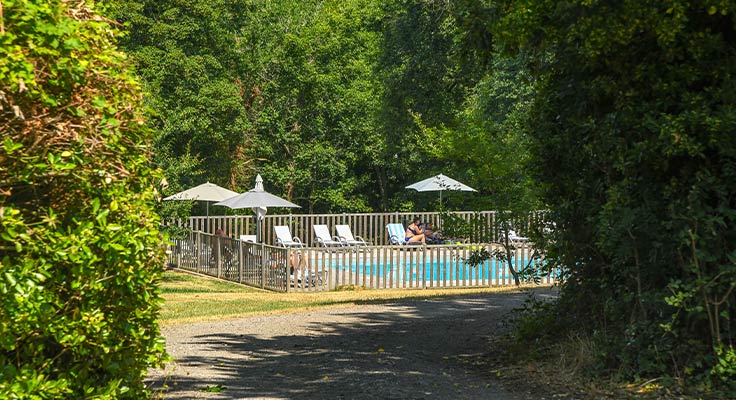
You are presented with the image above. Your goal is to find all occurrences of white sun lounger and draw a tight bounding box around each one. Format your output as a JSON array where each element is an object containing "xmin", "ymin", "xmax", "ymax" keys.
[
  {"xmin": 336, "ymin": 224, "xmax": 369, "ymax": 246},
  {"xmin": 274, "ymin": 225, "xmax": 304, "ymax": 248},
  {"xmin": 313, "ymin": 225, "xmax": 343, "ymax": 247}
]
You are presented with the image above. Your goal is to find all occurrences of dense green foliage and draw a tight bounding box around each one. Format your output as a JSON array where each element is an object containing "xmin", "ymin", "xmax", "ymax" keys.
[
  {"xmin": 0, "ymin": 0, "xmax": 166, "ymax": 397},
  {"xmin": 110, "ymin": 0, "xmax": 526, "ymax": 215},
  {"xmin": 494, "ymin": 0, "xmax": 736, "ymax": 392},
  {"xmin": 112, "ymin": 0, "xmax": 383, "ymax": 213},
  {"xmin": 109, "ymin": 0, "xmax": 253, "ymax": 219},
  {"xmin": 240, "ymin": 0, "xmax": 382, "ymax": 212}
]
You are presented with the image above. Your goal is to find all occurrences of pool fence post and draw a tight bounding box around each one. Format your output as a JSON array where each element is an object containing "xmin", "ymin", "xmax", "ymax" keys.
[
  {"xmin": 238, "ymin": 240, "xmax": 243, "ymax": 284},
  {"xmin": 260, "ymin": 242, "xmax": 266, "ymax": 289},
  {"xmin": 176, "ymin": 238, "xmax": 182, "ymax": 268},
  {"xmin": 422, "ymin": 245, "xmax": 427, "ymax": 289},
  {"xmin": 216, "ymin": 236, "xmax": 222, "ymax": 279},
  {"xmin": 196, "ymin": 232, "xmax": 201, "ymax": 274},
  {"xmin": 286, "ymin": 248, "xmax": 291, "ymax": 293}
]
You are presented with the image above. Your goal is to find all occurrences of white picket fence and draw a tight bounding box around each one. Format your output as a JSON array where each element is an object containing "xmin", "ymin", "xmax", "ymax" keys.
[
  {"xmin": 166, "ymin": 210, "xmax": 546, "ymax": 247},
  {"xmin": 166, "ymin": 231, "xmax": 555, "ymax": 292}
]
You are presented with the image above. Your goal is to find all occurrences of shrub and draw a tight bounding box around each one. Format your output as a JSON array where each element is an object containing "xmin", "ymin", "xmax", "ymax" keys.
[
  {"xmin": 0, "ymin": 0, "xmax": 167, "ymax": 398},
  {"xmin": 495, "ymin": 0, "xmax": 736, "ymax": 392}
]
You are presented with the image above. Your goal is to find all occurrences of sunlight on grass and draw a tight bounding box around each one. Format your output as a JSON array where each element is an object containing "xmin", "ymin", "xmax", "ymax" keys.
[{"xmin": 158, "ymin": 270, "xmax": 531, "ymax": 326}]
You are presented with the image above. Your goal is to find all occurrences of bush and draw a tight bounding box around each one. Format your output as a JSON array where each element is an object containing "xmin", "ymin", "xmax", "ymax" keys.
[
  {"xmin": 495, "ymin": 0, "xmax": 736, "ymax": 393},
  {"xmin": 0, "ymin": 0, "xmax": 166, "ymax": 398}
]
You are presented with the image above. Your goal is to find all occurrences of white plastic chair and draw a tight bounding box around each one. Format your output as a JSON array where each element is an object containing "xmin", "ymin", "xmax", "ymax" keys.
[
  {"xmin": 274, "ymin": 225, "xmax": 304, "ymax": 248},
  {"xmin": 240, "ymin": 235, "xmax": 257, "ymax": 243},
  {"xmin": 313, "ymin": 225, "xmax": 343, "ymax": 247},
  {"xmin": 336, "ymin": 224, "xmax": 369, "ymax": 246}
]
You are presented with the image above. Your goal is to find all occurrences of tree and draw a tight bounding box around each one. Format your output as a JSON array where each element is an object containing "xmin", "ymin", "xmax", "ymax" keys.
[
  {"xmin": 373, "ymin": 0, "xmax": 485, "ymax": 210},
  {"xmin": 494, "ymin": 0, "xmax": 736, "ymax": 390},
  {"xmin": 114, "ymin": 0, "xmax": 384, "ymax": 213},
  {"xmin": 240, "ymin": 0, "xmax": 382, "ymax": 212},
  {"xmin": 424, "ymin": 51, "xmax": 543, "ymax": 285},
  {"xmin": 0, "ymin": 0, "xmax": 166, "ymax": 397},
  {"xmin": 111, "ymin": 0, "xmax": 252, "ymax": 212}
]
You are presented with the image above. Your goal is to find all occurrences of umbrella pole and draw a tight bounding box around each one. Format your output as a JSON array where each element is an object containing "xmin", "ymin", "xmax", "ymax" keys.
[
  {"xmin": 438, "ymin": 191, "xmax": 443, "ymax": 231},
  {"xmin": 257, "ymin": 219, "xmax": 261, "ymax": 243}
]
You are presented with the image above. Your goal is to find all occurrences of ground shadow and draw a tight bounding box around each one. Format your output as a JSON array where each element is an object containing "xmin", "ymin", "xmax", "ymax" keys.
[{"xmin": 147, "ymin": 289, "xmax": 558, "ymax": 399}]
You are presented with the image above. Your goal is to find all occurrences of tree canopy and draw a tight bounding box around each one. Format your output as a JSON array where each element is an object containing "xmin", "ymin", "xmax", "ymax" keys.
[{"xmin": 111, "ymin": 0, "xmax": 517, "ymax": 214}]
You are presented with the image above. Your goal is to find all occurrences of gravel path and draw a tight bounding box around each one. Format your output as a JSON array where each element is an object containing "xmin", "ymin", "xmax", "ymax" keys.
[{"xmin": 147, "ymin": 288, "xmax": 558, "ymax": 399}]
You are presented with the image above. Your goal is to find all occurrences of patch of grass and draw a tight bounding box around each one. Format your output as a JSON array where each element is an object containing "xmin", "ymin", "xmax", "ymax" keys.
[
  {"xmin": 334, "ymin": 284, "xmax": 366, "ymax": 291},
  {"xmin": 157, "ymin": 270, "xmax": 529, "ymax": 326},
  {"xmin": 200, "ymin": 384, "xmax": 226, "ymax": 393},
  {"xmin": 160, "ymin": 272, "xmax": 262, "ymax": 294}
]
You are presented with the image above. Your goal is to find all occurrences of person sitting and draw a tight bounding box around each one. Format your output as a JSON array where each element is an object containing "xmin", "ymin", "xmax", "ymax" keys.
[
  {"xmin": 423, "ymin": 223, "xmax": 443, "ymax": 244},
  {"xmin": 265, "ymin": 250, "xmax": 289, "ymax": 290},
  {"xmin": 215, "ymin": 228, "xmax": 229, "ymax": 238},
  {"xmin": 290, "ymin": 251, "xmax": 317, "ymax": 287},
  {"xmin": 405, "ymin": 217, "xmax": 426, "ymax": 244},
  {"xmin": 289, "ymin": 251, "xmax": 309, "ymax": 277},
  {"xmin": 212, "ymin": 228, "xmax": 233, "ymax": 265}
]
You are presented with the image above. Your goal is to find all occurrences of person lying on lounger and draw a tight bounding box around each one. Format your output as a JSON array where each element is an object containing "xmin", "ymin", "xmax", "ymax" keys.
[{"xmin": 405, "ymin": 217, "xmax": 426, "ymax": 244}]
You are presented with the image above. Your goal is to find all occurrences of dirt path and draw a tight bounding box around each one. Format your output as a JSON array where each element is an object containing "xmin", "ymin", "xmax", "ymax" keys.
[{"xmin": 147, "ymin": 288, "xmax": 558, "ymax": 399}]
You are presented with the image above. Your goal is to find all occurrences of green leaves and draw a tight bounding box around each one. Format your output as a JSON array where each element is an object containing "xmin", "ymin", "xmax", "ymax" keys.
[
  {"xmin": 1, "ymin": 0, "xmax": 166, "ymax": 398},
  {"xmin": 465, "ymin": 247, "xmax": 491, "ymax": 268},
  {"xmin": 490, "ymin": 0, "xmax": 736, "ymax": 392},
  {"xmin": 2, "ymin": 138, "xmax": 23, "ymax": 154},
  {"xmin": 112, "ymin": 0, "xmax": 251, "ymax": 208}
]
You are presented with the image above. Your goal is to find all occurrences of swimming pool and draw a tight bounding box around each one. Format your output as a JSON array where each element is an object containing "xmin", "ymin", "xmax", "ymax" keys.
[{"xmin": 318, "ymin": 251, "xmax": 549, "ymax": 288}]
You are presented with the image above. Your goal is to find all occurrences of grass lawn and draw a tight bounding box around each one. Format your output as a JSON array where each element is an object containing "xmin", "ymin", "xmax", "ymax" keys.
[{"xmin": 158, "ymin": 269, "xmax": 531, "ymax": 326}]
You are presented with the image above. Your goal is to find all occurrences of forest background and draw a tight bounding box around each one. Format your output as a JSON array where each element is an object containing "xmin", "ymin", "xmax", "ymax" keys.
[
  {"xmin": 6, "ymin": 0, "xmax": 730, "ymax": 397},
  {"xmin": 109, "ymin": 0, "xmax": 538, "ymax": 217}
]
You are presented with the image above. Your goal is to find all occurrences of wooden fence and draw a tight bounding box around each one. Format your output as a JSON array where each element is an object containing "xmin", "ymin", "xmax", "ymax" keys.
[
  {"xmin": 166, "ymin": 230, "xmax": 555, "ymax": 292},
  {"xmin": 167, "ymin": 210, "xmax": 545, "ymax": 247}
]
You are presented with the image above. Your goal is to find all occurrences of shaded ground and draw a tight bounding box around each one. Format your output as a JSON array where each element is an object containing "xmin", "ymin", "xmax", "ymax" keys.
[{"xmin": 147, "ymin": 288, "xmax": 561, "ymax": 399}]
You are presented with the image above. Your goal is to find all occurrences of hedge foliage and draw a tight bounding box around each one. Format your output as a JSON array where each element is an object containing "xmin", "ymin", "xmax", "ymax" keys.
[
  {"xmin": 0, "ymin": 0, "xmax": 166, "ymax": 398},
  {"xmin": 495, "ymin": 0, "xmax": 736, "ymax": 392}
]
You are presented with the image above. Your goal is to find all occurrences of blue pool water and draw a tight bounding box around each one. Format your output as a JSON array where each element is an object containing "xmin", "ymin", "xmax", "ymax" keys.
[{"xmin": 328, "ymin": 259, "xmax": 541, "ymax": 282}]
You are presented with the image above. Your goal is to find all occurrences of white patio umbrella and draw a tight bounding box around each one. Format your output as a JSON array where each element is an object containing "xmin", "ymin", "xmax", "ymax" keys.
[
  {"xmin": 163, "ymin": 182, "xmax": 238, "ymax": 217},
  {"xmin": 405, "ymin": 173, "xmax": 477, "ymax": 206},
  {"xmin": 214, "ymin": 174, "xmax": 300, "ymax": 241}
]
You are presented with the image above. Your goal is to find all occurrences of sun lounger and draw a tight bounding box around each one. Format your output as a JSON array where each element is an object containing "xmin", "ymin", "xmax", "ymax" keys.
[
  {"xmin": 507, "ymin": 230, "xmax": 530, "ymax": 242},
  {"xmin": 386, "ymin": 223, "xmax": 407, "ymax": 245},
  {"xmin": 313, "ymin": 225, "xmax": 343, "ymax": 247},
  {"xmin": 240, "ymin": 235, "xmax": 257, "ymax": 243},
  {"xmin": 335, "ymin": 224, "xmax": 369, "ymax": 246},
  {"xmin": 274, "ymin": 225, "xmax": 304, "ymax": 248}
]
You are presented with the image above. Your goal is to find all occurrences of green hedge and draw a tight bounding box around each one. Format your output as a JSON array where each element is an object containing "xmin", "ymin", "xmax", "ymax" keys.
[
  {"xmin": 495, "ymin": 0, "xmax": 736, "ymax": 393},
  {"xmin": 0, "ymin": 0, "xmax": 166, "ymax": 398}
]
